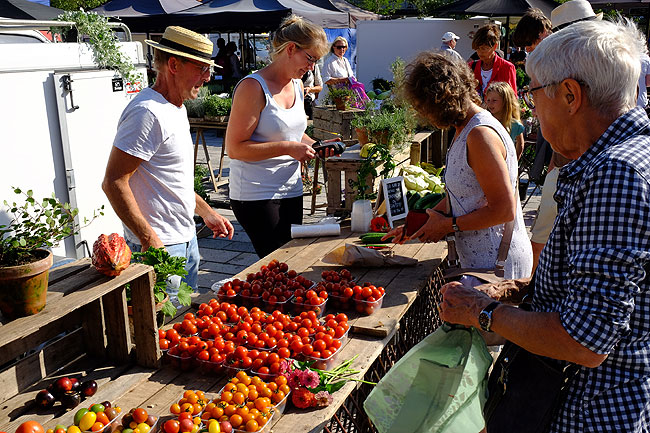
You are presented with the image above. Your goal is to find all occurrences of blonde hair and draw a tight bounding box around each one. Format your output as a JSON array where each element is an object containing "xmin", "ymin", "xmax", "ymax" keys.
[
  {"xmin": 269, "ymin": 15, "xmax": 329, "ymax": 61},
  {"xmin": 330, "ymin": 36, "xmax": 348, "ymax": 54},
  {"xmin": 484, "ymin": 82, "xmax": 520, "ymax": 132}
]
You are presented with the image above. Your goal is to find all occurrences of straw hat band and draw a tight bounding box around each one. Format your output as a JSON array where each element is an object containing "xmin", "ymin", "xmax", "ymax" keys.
[
  {"xmin": 159, "ymin": 37, "xmax": 212, "ymax": 60},
  {"xmin": 553, "ymin": 15, "xmax": 599, "ymax": 31}
]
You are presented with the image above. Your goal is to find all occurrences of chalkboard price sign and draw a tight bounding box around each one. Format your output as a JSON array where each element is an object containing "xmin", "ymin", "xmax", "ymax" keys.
[{"xmin": 381, "ymin": 176, "xmax": 409, "ymax": 227}]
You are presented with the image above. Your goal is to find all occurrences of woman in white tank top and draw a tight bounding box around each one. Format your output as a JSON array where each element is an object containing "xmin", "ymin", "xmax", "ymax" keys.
[
  {"xmin": 383, "ymin": 52, "xmax": 533, "ymax": 280},
  {"xmin": 225, "ymin": 15, "xmax": 330, "ymax": 258}
]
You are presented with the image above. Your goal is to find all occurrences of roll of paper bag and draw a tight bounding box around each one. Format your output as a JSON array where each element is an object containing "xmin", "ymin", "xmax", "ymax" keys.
[{"xmin": 291, "ymin": 223, "xmax": 340, "ymax": 238}]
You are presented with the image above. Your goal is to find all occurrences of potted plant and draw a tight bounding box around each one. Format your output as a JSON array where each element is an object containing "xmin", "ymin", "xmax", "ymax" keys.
[
  {"xmin": 203, "ymin": 94, "xmax": 232, "ymax": 122},
  {"xmin": 0, "ymin": 188, "xmax": 103, "ymax": 319},
  {"xmin": 327, "ymin": 86, "xmax": 355, "ymax": 111}
]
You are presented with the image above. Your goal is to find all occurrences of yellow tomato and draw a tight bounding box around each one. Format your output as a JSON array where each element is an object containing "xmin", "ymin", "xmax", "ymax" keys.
[
  {"xmin": 67, "ymin": 426, "xmax": 81, "ymax": 433},
  {"xmin": 208, "ymin": 421, "xmax": 220, "ymax": 433},
  {"xmin": 136, "ymin": 423, "xmax": 150, "ymax": 433},
  {"xmin": 79, "ymin": 411, "xmax": 97, "ymax": 431}
]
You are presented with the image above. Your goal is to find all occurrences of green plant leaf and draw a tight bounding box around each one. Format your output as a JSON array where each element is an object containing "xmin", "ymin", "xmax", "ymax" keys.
[
  {"xmin": 161, "ymin": 300, "xmax": 177, "ymax": 317},
  {"xmin": 177, "ymin": 282, "xmax": 193, "ymax": 306}
]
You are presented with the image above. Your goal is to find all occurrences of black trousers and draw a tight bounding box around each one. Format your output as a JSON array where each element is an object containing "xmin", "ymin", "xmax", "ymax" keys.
[{"xmin": 230, "ymin": 196, "xmax": 303, "ymax": 259}]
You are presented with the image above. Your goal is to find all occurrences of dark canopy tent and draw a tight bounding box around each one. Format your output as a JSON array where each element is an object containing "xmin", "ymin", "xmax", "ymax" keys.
[
  {"xmin": 94, "ymin": 0, "xmax": 292, "ymax": 33},
  {"xmin": 434, "ymin": 0, "xmax": 559, "ymax": 17},
  {"xmin": 92, "ymin": 0, "xmax": 205, "ymax": 17},
  {"xmin": 0, "ymin": 0, "xmax": 63, "ymax": 19},
  {"xmin": 433, "ymin": 0, "xmax": 560, "ymax": 52}
]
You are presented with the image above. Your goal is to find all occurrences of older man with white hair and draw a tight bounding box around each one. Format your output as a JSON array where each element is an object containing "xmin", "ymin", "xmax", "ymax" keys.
[{"xmin": 439, "ymin": 19, "xmax": 650, "ymax": 433}]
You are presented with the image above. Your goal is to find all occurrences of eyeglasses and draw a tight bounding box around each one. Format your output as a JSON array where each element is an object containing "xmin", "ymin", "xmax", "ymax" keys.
[
  {"xmin": 304, "ymin": 51, "xmax": 318, "ymax": 65},
  {"xmin": 334, "ymin": 45, "xmax": 347, "ymax": 49},
  {"xmin": 522, "ymin": 83, "xmax": 556, "ymax": 110},
  {"xmin": 184, "ymin": 58, "xmax": 213, "ymax": 75},
  {"xmin": 522, "ymin": 79, "xmax": 586, "ymax": 110}
]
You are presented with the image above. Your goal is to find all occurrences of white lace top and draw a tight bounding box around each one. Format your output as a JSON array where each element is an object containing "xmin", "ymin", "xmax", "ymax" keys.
[{"xmin": 445, "ymin": 110, "xmax": 533, "ymax": 279}]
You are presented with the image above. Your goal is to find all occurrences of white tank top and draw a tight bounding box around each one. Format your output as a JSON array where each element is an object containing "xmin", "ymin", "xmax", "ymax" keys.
[{"xmin": 229, "ymin": 74, "xmax": 307, "ymax": 201}]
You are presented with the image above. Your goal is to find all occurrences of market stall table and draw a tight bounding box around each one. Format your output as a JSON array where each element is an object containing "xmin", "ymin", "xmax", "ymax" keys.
[
  {"xmin": 189, "ymin": 119, "xmax": 229, "ymax": 190},
  {"xmin": 0, "ymin": 230, "xmax": 447, "ymax": 433}
]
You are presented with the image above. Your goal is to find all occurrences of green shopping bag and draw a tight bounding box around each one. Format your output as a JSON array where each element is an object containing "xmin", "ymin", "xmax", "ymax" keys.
[{"xmin": 364, "ymin": 324, "xmax": 492, "ymax": 433}]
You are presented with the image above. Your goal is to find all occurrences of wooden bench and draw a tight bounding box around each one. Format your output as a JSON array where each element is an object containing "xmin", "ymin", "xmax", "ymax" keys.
[{"xmin": 0, "ymin": 259, "xmax": 159, "ymax": 423}]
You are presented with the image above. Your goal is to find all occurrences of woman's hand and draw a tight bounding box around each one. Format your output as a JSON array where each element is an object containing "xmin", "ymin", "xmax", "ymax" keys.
[
  {"xmin": 382, "ymin": 225, "xmax": 407, "ymax": 244},
  {"xmin": 289, "ymin": 142, "xmax": 317, "ymax": 163},
  {"xmin": 439, "ymin": 281, "xmax": 495, "ymax": 328},
  {"xmin": 410, "ymin": 209, "xmax": 451, "ymax": 243}
]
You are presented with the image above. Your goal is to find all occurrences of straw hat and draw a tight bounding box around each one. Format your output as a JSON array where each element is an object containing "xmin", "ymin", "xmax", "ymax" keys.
[
  {"xmin": 145, "ymin": 26, "xmax": 216, "ymax": 66},
  {"xmin": 551, "ymin": 0, "xmax": 603, "ymax": 31}
]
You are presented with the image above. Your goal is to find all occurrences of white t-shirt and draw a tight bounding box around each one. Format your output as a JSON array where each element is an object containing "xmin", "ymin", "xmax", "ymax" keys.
[
  {"xmin": 481, "ymin": 68, "xmax": 493, "ymax": 94},
  {"xmin": 638, "ymin": 54, "xmax": 650, "ymax": 107},
  {"xmin": 317, "ymin": 54, "xmax": 354, "ymax": 105},
  {"xmin": 112, "ymin": 87, "xmax": 196, "ymax": 245}
]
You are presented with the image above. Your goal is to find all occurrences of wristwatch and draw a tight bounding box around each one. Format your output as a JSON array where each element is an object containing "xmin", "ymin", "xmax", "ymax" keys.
[
  {"xmin": 452, "ymin": 216, "xmax": 461, "ymax": 232},
  {"xmin": 478, "ymin": 301, "xmax": 501, "ymax": 332}
]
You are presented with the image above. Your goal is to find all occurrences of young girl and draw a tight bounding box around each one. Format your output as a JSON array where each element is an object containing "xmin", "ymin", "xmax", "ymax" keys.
[{"xmin": 485, "ymin": 82, "xmax": 525, "ymax": 159}]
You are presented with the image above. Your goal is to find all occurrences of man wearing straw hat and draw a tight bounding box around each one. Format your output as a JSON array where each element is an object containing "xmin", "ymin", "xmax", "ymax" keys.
[{"xmin": 103, "ymin": 26, "xmax": 234, "ymax": 293}]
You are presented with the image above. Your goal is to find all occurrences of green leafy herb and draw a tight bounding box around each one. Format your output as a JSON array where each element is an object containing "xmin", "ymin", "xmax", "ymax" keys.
[
  {"xmin": 292, "ymin": 355, "xmax": 376, "ymax": 394},
  {"xmin": 131, "ymin": 247, "xmax": 194, "ymax": 317}
]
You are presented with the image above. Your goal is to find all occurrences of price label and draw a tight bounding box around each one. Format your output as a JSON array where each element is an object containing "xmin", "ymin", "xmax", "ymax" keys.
[{"xmin": 381, "ymin": 176, "xmax": 408, "ymax": 227}]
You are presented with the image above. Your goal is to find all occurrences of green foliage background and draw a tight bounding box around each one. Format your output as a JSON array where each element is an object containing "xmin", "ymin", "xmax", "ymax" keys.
[{"xmin": 51, "ymin": 0, "xmax": 108, "ymax": 10}]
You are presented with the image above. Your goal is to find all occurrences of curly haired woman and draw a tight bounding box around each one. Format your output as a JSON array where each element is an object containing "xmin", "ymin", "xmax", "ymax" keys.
[{"xmin": 385, "ymin": 52, "xmax": 532, "ymax": 279}]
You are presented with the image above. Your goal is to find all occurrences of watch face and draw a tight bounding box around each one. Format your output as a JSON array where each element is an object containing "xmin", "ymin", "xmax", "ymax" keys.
[{"xmin": 478, "ymin": 311, "xmax": 491, "ymax": 331}]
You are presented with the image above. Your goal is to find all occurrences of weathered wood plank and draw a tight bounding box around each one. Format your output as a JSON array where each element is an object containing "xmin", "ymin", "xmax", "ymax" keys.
[
  {"xmin": 129, "ymin": 270, "xmax": 161, "ymax": 368},
  {"xmin": 0, "ymin": 328, "xmax": 85, "ymax": 406},
  {"xmin": 81, "ymin": 299, "xmax": 107, "ymax": 359},
  {"xmin": 103, "ymin": 288, "xmax": 132, "ymax": 364}
]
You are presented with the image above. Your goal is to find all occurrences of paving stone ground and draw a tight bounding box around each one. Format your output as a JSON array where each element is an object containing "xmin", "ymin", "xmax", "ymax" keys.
[{"xmin": 193, "ymin": 128, "xmax": 542, "ymax": 293}]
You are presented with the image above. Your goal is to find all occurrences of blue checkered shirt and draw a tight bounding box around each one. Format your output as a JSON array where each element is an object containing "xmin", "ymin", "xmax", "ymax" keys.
[{"xmin": 533, "ymin": 107, "xmax": 650, "ymax": 432}]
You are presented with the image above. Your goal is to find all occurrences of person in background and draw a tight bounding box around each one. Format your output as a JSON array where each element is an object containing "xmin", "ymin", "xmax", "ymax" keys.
[
  {"xmin": 226, "ymin": 41, "xmax": 244, "ymax": 80},
  {"xmin": 512, "ymin": 8, "xmax": 552, "ymax": 53},
  {"xmin": 440, "ymin": 31, "xmax": 462, "ymax": 61},
  {"xmin": 225, "ymin": 15, "xmax": 330, "ymax": 258},
  {"xmin": 469, "ymin": 24, "xmax": 517, "ymax": 98},
  {"xmin": 302, "ymin": 63, "xmax": 322, "ymax": 119},
  {"xmin": 318, "ymin": 36, "xmax": 353, "ymax": 105},
  {"xmin": 484, "ymin": 82, "xmax": 525, "ymax": 159},
  {"xmin": 440, "ymin": 18, "xmax": 650, "ymax": 432},
  {"xmin": 637, "ymin": 53, "xmax": 650, "ymax": 109},
  {"xmin": 527, "ymin": 0, "xmax": 602, "ymax": 274},
  {"xmin": 103, "ymin": 26, "xmax": 234, "ymax": 291},
  {"xmin": 383, "ymin": 52, "xmax": 532, "ymax": 280}
]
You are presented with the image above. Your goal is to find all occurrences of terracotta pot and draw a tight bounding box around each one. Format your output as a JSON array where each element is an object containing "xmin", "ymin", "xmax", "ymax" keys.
[
  {"xmin": 0, "ymin": 249, "xmax": 53, "ymax": 320},
  {"xmin": 334, "ymin": 96, "xmax": 349, "ymax": 111},
  {"xmin": 355, "ymin": 127, "xmax": 369, "ymax": 145}
]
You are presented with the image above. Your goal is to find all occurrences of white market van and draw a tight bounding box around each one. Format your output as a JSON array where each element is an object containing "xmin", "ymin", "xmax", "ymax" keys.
[
  {"xmin": 0, "ymin": 20, "xmax": 146, "ymax": 262},
  {"xmin": 356, "ymin": 17, "xmax": 499, "ymax": 89}
]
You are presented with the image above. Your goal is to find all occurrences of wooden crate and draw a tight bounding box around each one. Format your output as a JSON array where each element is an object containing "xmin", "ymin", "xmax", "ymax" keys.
[
  {"xmin": 312, "ymin": 106, "xmax": 364, "ymax": 140},
  {"xmin": 409, "ymin": 129, "xmax": 449, "ymax": 167},
  {"xmin": 0, "ymin": 259, "xmax": 158, "ymax": 409},
  {"xmin": 324, "ymin": 144, "xmax": 412, "ymax": 215}
]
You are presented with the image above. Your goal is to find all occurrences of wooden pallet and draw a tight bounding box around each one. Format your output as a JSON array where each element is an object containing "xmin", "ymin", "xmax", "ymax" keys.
[{"xmin": 0, "ymin": 259, "xmax": 159, "ymax": 423}]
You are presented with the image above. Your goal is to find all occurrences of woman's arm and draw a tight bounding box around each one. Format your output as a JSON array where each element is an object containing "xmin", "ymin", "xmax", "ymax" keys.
[
  {"xmin": 225, "ymin": 78, "xmax": 316, "ymax": 163},
  {"xmin": 409, "ymin": 126, "xmax": 515, "ymax": 243},
  {"xmin": 515, "ymin": 132, "xmax": 525, "ymax": 160}
]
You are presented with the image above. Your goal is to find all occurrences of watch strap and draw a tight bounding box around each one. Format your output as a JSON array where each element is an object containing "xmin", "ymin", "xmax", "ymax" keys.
[
  {"xmin": 479, "ymin": 301, "xmax": 501, "ymax": 332},
  {"xmin": 452, "ymin": 216, "xmax": 460, "ymax": 232}
]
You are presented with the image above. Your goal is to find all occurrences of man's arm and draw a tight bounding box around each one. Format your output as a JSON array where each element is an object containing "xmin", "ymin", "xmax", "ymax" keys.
[
  {"xmin": 102, "ymin": 147, "xmax": 163, "ymax": 251},
  {"xmin": 195, "ymin": 194, "xmax": 234, "ymax": 240}
]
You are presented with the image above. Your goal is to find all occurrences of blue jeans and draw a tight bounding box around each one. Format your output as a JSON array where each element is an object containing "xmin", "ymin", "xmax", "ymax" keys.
[{"xmin": 126, "ymin": 234, "xmax": 200, "ymax": 292}]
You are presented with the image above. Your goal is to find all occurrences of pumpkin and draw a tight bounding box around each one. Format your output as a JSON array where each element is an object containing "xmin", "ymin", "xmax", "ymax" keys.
[{"xmin": 92, "ymin": 233, "xmax": 132, "ymax": 276}]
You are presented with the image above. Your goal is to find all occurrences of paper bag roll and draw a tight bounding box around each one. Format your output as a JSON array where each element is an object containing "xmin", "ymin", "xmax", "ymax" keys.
[{"xmin": 291, "ymin": 223, "xmax": 340, "ymax": 238}]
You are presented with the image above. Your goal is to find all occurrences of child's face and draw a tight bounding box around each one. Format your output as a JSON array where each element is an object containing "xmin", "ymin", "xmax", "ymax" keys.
[{"xmin": 485, "ymin": 91, "xmax": 504, "ymax": 115}]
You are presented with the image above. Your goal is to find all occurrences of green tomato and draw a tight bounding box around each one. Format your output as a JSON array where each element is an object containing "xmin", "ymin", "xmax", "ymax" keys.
[
  {"xmin": 55, "ymin": 425, "xmax": 67, "ymax": 432},
  {"xmin": 123, "ymin": 429, "xmax": 134, "ymax": 433},
  {"xmin": 90, "ymin": 404, "xmax": 105, "ymax": 413},
  {"xmin": 74, "ymin": 409, "xmax": 89, "ymax": 426}
]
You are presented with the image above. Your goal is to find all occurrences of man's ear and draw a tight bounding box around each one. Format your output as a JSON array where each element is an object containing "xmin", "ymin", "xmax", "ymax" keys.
[
  {"xmin": 168, "ymin": 56, "xmax": 181, "ymax": 74},
  {"xmin": 562, "ymin": 79, "xmax": 583, "ymax": 113}
]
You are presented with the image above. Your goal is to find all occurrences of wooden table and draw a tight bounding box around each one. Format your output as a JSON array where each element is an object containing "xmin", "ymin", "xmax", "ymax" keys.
[
  {"xmin": 0, "ymin": 232, "xmax": 446, "ymax": 433},
  {"xmin": 189, "ymin": 119, "xmax": 229, "ymax": 190}
]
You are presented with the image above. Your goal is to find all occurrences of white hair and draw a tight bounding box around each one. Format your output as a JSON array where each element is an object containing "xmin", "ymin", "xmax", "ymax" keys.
[{"xmin": 526, "ymin": 18, "xmax": 647, "ymax": 118}]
